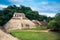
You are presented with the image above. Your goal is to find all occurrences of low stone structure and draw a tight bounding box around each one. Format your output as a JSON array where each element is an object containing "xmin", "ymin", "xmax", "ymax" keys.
[
  {"xmin": 0, "ymin": 29, "xmax": 19, "ymax": 40},
  {"xmin": 32, "ymin": 20, "xmax": 42, "ymax": 26},
  {"xmin": 32, "ymin": 20, "xmax": 47, "ymax": 26},
  {"xmin": 4, "ymin": 13, "xmax": 36, "ymax": 31}
]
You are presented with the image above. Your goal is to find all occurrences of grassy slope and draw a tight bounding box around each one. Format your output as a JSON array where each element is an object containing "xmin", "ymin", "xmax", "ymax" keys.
[{"xmin": 10, "ymin": 30, "xmax": 60, "ymax": 40}]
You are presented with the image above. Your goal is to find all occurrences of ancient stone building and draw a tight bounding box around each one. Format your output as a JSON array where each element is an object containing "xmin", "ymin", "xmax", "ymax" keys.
[
  {"xmin": 32, "ymin": 20, "xmax": 47, "ymax": 26},
  {"xmin": 32, "ymin": 20, "xmax": 42, "ymax": 27},
  {"xmin": 4, "ymin": 13, "xmax": 36, "ymax": 31}
]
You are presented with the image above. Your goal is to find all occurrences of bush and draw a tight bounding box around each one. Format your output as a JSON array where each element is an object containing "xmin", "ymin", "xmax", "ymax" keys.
[
  {"xmin": 47, "ymin": 20, "xmax": 56, "ymax": 30},
  {"xmin": 47, "ymin": 13, "xmax": 60, "ymax": 31}
]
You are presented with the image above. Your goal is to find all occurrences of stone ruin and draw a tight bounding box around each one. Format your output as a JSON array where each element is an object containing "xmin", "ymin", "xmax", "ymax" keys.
[
  {"xmin": 0, "ymin": 13, "xmax": 48, "ymax": 40},
  {"xmin": 32, "ymin": 20, "xmax": 42, "ymax": 26},
  {"xmin": 4, "ymin": 13, "xmax": 36, "ymax": 31},
  {"xmin": 32, "ymin": 20, "xmax": 47, "ymax": 27},
  {"xmin": 0, "ymin": 29, "xmax": 19, "ymax": 40}
]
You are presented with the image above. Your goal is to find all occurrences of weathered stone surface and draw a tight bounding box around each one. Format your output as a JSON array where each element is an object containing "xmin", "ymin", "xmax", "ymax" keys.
[
  {"xmin": 0, "ymin": 29, "xmax": 19, "ymax": 40},
  {"xmin": 4, "ymin": 13, "xmax": 36, "ymax": 31},
  {"xmin": 32, "ymin": 20, "xmax": 47, "ymax": 26},
  {"xmin": 32, "ymin": 20, "xmax": 42, "ymax": 26}
]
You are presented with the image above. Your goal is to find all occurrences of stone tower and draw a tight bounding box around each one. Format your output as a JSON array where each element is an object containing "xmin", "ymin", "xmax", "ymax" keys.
[{"xmin": 4, "ymin": 13, "xmax": 36, "ymax": 31}]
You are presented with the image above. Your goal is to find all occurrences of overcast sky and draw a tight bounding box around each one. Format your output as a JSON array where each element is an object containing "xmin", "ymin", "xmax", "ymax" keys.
[{"xmin": 0, "ymin": 0, "xmax": 60, "ymax": 17}]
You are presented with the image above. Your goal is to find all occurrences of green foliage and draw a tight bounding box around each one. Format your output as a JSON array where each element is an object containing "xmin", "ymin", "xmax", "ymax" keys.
[
  {"xmin": 0, "ymin": 5, "xmax": 53, "ymax": 26},
  {"xmin": 47, "ymin": 20, "xmax": 56, "ymax": 29},
  {"xmin": 55, "ymin": 13, "xmax": 60, "ymax": 31},
  {"xmin": 55, "ymin": 13, "xmax": 60, "ymax": 21},
  {"xmin": 47, "ymin": 13, "xmax": 60, "ymax": 31}
]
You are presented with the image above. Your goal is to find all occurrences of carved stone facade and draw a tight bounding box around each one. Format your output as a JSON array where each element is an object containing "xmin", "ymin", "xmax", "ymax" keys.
[{"xmin": 4, "ymin": 13, "xmax": 36, "ymax": 31}]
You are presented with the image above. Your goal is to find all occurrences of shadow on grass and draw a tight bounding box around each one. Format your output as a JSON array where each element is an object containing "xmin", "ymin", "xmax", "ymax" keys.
[
  {"xmin": 49, "ymin": 30, "xmax": 60, "ymax": 40},
  {"xmin": 55, "ymin": 32, "xmax": 60, "ymax": 40}
]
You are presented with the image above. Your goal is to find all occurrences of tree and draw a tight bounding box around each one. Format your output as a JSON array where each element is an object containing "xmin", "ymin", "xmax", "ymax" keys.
[
  {"xmin": 55, "ymin": 13, "xmax": 60, "ymax": 21},
  {"xmin": 47, "ymin": 20, "xmax": 56, "ymax": 30},
  {"xmin": 0, "ymin": 5, "xmax": 53, "ymax": 26},
  {"xmin": 47, "ymin": 13, "xmax": 60, "ymax": 31}
]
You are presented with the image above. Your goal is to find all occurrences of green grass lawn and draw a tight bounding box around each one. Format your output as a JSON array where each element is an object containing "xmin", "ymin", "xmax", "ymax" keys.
[
  {"xmin": 10, "ymin": 30, "xmax": 60, "ymax": 40},
  {"xmin": 30, "ymin": 26, "xmax": 47, "ymax": 30},
  {"xmin": 24, "ymin": 26, "xmax": 47, "ymax": 30}
]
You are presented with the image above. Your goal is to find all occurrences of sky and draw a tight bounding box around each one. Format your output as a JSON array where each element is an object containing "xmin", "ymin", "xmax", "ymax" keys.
[{"xmin": 0, "ymin": 0, "xmax": 60, "ymax": 17}]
